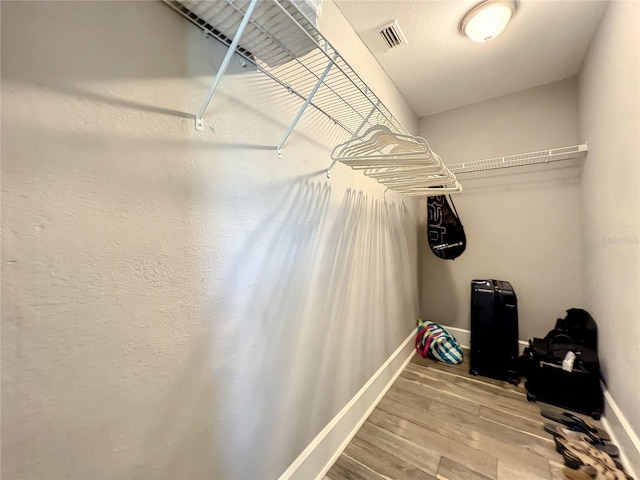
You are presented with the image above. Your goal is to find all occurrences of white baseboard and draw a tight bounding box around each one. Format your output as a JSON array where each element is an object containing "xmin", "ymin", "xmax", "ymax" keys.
[
  {"xmin": 440, "ymin": 325, "xmax": 528, "ymax": 354},
  {"xmin": 601, "ymin": 388, "xmax": 640, "ymax": 479},
  {"xmin": 277, "ymin": 328, "xmax": 418, "ymax": 480},
  {"xmin": 439, "ymin": 325, "xmax": 471, "ymax": 349}
]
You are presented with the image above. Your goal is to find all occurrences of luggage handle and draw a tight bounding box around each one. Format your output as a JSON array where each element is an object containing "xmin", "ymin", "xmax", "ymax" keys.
[{"xmin": 548, "ymin": 333, "xmax": 578, "ymax": 345}]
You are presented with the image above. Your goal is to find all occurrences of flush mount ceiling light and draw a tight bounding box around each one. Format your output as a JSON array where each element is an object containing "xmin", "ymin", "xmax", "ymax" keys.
[{"xmin": 459, "ymin": 0, "xmax": 517, "ymax": 43}]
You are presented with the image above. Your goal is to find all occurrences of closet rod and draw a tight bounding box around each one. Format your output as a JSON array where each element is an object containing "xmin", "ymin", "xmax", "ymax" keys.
[{"xmin": 448, "ymin": 144, "xmax": 588, "ymax": 174}]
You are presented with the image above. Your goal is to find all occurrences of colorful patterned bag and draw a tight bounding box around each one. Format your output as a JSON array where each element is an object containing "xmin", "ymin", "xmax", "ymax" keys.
[{"xmin": 415, "ymin": 319, "xmax": 463, "ymax": 365}]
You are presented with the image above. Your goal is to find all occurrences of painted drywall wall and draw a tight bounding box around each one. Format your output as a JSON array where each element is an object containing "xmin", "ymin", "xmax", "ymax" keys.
[
  {"xmin": 0, "ymin": 1, "xmax": 420, "ymax": 479},
  {"xmin": 578, "ymin": 0, "xmax": 640, "ymax": 471},
  {"xmin": 418, "ymin": 78, "xmax": 583, "ymax": 341}
]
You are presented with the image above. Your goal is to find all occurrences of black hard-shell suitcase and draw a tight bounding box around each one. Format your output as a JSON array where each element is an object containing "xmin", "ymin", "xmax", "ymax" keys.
[
  {"xmin": 470, "ymin": 279, "xmax": 520, "ymax": 384},
  {"xmin": 522, "ymin": 336, "xmax": 603, "ymax": 419}
]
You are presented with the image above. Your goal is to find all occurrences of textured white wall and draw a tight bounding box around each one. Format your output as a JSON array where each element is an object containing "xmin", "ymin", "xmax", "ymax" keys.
[
  {"xmin": 0, "ymin": 1, "xmax": 420, "ymax": 479},
  {"xmin": 418, "ymin": 79, "xmax": 583, "ymax": 341},
  {"xmin": 579, "ymin": 0, "xmax": 640, "ymax": 445}
]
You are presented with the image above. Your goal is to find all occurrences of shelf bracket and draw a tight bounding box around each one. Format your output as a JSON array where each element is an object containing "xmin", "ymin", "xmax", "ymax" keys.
[
  {"xmin": 326, "ymin": 102, "xmax": 379, "ymax": 178},
  {"xmin": 277, "ymin": 52, "xmax": 338, "ymax": 158},
  {"xmin": 194, "ymin": 0, "xmax": 259, "ymax": 131}
]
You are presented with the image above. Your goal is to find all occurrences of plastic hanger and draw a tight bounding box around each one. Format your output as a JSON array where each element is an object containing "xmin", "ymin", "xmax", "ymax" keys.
[
  {"xmin": 331, "ymin": 125, "xmax": 432, "ymax": 160},
  {"xmin": 329, "ymin": 124, "xmax": 463, "ymax": 196}
]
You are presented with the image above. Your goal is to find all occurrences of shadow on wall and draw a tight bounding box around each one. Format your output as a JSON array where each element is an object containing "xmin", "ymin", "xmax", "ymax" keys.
[
  {"xmin": 212, "ymin": 178, "xmax": 331, "ymax": 479},
  {"xmin": 0, "ymin": 1, "xmax": 258, "ymax": 84},
  {"xmin": 1, "ymin": 0, "xmax": 348, "ymax": 156},
  {"xmin": 417, "ymin": 214, "xmax": 459, "ymax": 326},
  {"xmin": 210, "ymin": 181, "xmax": 418, "ymax": 478},
  {"xmin": 307, "ymin": 190, "xmax": 418, "ymax": 431}
]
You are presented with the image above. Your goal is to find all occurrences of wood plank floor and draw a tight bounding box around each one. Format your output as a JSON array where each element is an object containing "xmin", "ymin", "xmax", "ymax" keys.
[{"xmin": 326, "ymin": 351, "xmax": 606, "ymax": 480}]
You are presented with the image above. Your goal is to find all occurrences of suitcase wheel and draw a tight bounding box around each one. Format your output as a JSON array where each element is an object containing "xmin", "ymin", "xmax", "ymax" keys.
[
  {"xmin": 526, "ymin": 392, "xmax": 536, "ymax": 402},
  {"xmin": 469, "ymin": 369, "xmax": 479, "ymax": 376},
  {"xmin": 508, "ymin": 377, "xmax": 520, "ymax": 386},
  {"xmin": 591, "ymin": 411, "xmax": 601, "ymax": 421}
]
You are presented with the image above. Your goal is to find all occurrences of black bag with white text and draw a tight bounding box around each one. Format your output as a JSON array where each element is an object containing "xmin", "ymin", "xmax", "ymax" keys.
[{"xmin": 427, "ymin": 195, "xmax": 466, "ymax": 260}]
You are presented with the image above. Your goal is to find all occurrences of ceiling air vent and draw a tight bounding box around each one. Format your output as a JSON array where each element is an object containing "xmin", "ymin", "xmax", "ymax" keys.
[{"xmin": 377, "ymin": 20, "xmax": 408, "ymax": 50}]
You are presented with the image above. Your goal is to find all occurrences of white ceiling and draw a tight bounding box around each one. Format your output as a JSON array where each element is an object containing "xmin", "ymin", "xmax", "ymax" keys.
[{"xmin": 334, "ymin": 0, "xmax": 609, "ymax": 117}]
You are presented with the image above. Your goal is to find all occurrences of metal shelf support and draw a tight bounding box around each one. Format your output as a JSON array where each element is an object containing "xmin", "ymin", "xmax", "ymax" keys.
[
  {"xmin": 164, "ymin": 0, "xmax": 417, "ymax": 182},
  {"xmin": 194, "ymin": 0, "xmax": 259, "ymax": 131},
  {"xmin": 276, "ymin": 51, "xmax": 338, "ymax": 158}
]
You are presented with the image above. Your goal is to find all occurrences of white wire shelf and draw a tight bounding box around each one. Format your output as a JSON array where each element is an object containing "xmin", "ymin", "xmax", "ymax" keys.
[
  {"xmin": 162, "ymin": 0, "xmax": 409, "ymax": 160},
  {"xmin": 447, "ymin": 144, "xmax": 588, "ymax": 175}
]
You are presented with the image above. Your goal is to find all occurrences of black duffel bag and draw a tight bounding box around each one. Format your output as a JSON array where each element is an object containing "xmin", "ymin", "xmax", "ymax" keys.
[
  {"xmin": 521, "ymin": 333, "xmax": 603, "ymax": 419},
  {"xmin": 554, "ymin": 308, "xmax": 598, "ymax": 353}
]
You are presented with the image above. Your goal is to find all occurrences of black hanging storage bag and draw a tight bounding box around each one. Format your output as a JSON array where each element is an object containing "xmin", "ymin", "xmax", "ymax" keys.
[{"xmin": 427, "ymin": 195, "xmax": 466, "ymax": 260}]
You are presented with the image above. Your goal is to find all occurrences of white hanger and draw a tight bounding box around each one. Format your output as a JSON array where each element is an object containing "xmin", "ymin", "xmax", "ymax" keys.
[
  {"xmin": 331, "ymin": 125, "xmax": 432, "ymax": 161},
  {"xmin": 329, "ymin": 125, "xmax": 462, "ymax": 196}
]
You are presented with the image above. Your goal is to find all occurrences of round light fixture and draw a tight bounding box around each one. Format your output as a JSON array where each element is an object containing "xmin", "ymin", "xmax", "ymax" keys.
[{"xmin": 459, "ymin": 0, "xmax": 517, "ymax": 43}]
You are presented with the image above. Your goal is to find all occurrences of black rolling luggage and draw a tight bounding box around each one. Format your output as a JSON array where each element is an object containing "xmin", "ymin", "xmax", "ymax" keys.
[{"xmin": 469, "ymin": 279, "xmax": 519, "ymax": 384}]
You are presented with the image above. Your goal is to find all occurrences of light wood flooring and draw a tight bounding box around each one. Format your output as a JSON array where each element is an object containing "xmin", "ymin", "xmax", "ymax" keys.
[{"xmin": 325, "ymin": 351, "xmax": 606, "ymax": 480}]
